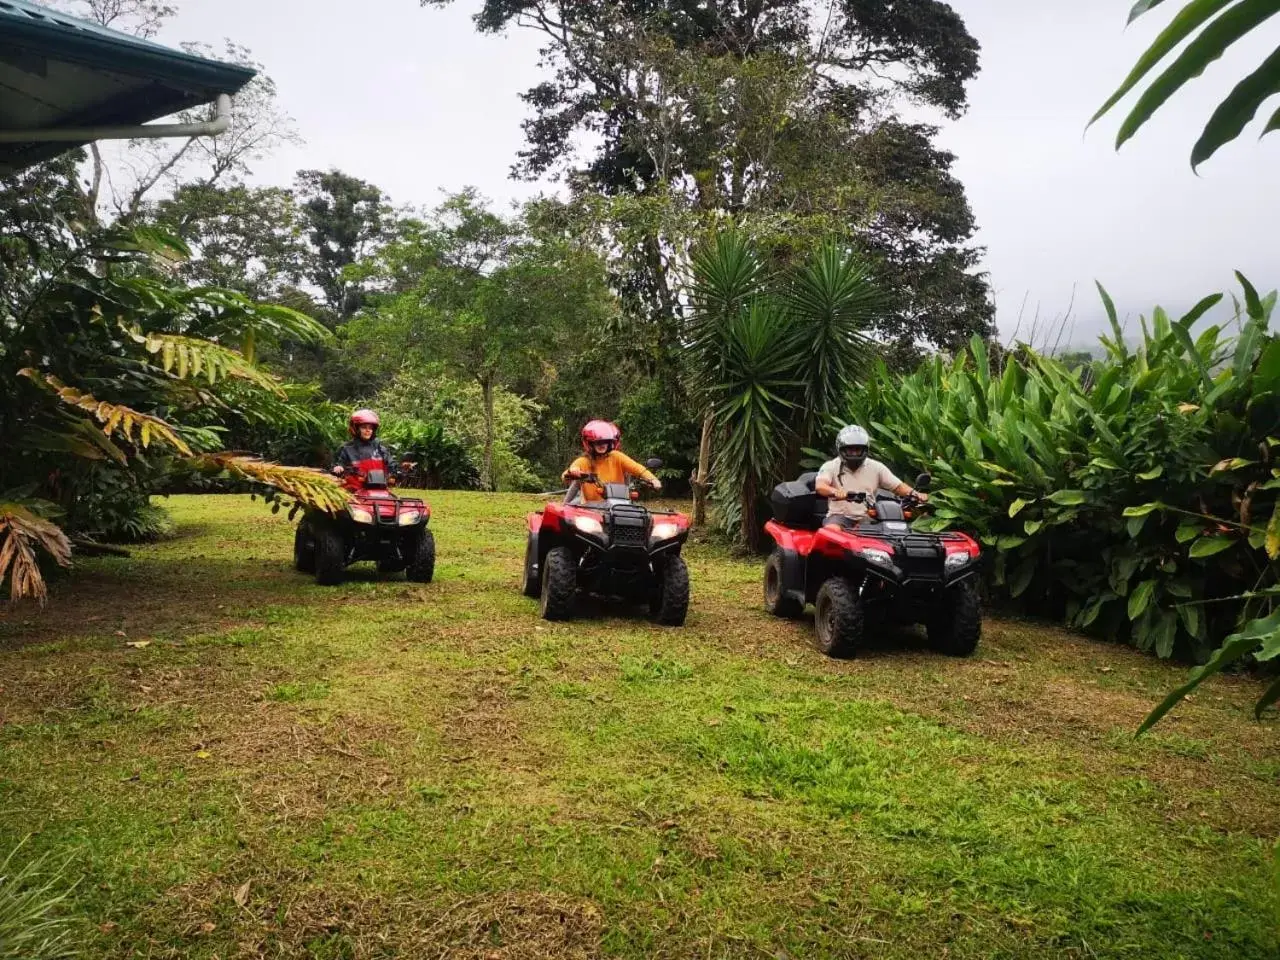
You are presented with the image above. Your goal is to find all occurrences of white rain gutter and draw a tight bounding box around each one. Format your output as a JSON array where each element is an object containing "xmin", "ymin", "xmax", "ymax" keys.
[{"xmin": 0, "ymin": 92, "xmax": 231, "ymax": 143}]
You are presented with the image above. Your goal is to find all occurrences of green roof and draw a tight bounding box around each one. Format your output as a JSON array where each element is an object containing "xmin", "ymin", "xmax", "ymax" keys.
[{"xmin": 0, "ymin": 0, "xmax": 256, "ymax": 172}]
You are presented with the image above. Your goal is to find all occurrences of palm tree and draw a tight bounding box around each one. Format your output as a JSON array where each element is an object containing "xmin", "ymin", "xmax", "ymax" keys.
[{"xmin": 687, "ymin": 232, "xmax": 881, "ymax": 548}]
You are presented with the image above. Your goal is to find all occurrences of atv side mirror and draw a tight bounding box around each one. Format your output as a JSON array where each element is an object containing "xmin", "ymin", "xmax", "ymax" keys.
[
  {"xmin": 915, "ymin": 473, "xmax": 932, "ymax": 493},
  {"xmin": 645, "ymin": 458, "xmax": 664, "ymax": 471}
]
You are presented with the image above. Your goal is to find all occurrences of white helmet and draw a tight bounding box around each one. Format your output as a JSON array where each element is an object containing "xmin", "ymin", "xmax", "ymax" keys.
[{"xmin": 836, "ymin": 424, "xmax": 870, "ymax": 469}]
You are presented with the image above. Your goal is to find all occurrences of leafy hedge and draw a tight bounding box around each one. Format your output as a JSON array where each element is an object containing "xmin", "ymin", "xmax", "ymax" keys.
[{"xmin": 853, "ymin": 276, "xmax": 1280, "ymax": 706}]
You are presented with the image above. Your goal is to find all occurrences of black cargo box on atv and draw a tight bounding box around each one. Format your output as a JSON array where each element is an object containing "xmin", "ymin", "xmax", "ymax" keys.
[{"xmin": 769, "ymin": 472, "xmax": 828, "ymax": 529}]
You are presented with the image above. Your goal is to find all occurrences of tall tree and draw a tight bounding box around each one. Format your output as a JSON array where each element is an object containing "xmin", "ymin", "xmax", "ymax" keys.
[
  {"xmin": 146, "ymin": 184, "xmax": 307, "ymax": 304},
  {"xmin": 354, "ymin": 191, "xmax": 616, "ymax": 490},
  {"xmin": 294, "ymin": 170, "xmax": 391, "ymax": 325},
  {"xmin": 423, "ymin": 0, "xmax": 991, "ymax": 356}
]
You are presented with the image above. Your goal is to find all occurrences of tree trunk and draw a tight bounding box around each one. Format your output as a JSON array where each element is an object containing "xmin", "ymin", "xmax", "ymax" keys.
[
  {"xmin": 741, "ymin": 473, "xmax": 760, "ymax": 553},
  {"xmin": 481, "ymin": 374, "xmax": 496, "ymax": 492},
  {"xmin": 692, "ymin": 409, "xmax": 714, "ymax": 527}
]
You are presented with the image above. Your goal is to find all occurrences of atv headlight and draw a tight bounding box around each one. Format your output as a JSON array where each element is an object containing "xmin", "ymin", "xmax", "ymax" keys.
[
  {"xmin": 861, "ymin": 547, "xmax": 893, "ymax": 565},
  {"xmin": 398, "ymin": 510, "xmax": 420, "ymax": 526},
  {"xmin": 945, "ymin": 551, "xmax": 972, "ymax": 569},
  {"xmin": 348, "ymin": 505, "xmax": 374, "ymax": 524},
  {"xmin": 651, "ymin": 521, "xmax": 680, "ymax": 541},
  {"xmin": 573, "ymin": 514, "xmax": 604, "ymax": 536}
]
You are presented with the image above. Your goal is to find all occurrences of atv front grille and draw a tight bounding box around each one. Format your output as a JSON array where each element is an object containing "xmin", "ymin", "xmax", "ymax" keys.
[
  {"xmin": 898, "ymin": 535, "xmax": 943, "ymax": 580},
  {"xmin": 609, "ymin": 504, "xmax": 650, "ymax": 548},
  {"xmin": 611, "ymin": 521, "xmax": 648, "ymax": 547}
]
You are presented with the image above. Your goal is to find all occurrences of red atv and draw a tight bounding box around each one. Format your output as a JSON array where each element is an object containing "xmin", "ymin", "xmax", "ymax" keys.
[
  {"xmin": 293, "ymin": 464, "xmax": 435, "ymax": 586},
  {"xmin": 763, "ymin": 471, "xmax": 981, "ymax": 657},
  {"xmin": 520, "ymin": 459, "xmax": 691, "ymax": 625}
]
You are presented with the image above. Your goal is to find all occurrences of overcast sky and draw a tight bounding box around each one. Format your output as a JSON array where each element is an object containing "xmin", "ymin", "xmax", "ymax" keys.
[{"xmin": 160, "ymin": 0, "xmax": 1280, "ymax": 345}]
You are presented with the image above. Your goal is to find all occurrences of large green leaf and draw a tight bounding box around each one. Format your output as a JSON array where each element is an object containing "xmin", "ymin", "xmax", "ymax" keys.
[
  {"xmin": 1111, "ymin": 0, "xmax": 1280, "ymax": 149},
  {"xmin": 1129, "ymin": 579, "xmax": 1157, "ymax": 620},
  {"xmin": 1140, "ymin": 608, "xmax": 1280, "ymax": 733},
  {"xmin": 1193, "ymin": 45, "xmax": 1280, "ymax": 166},
  {"xmin": 1189, "ymin": 535, "xmax": 1236, "ymax": 558},
  {"xmin": 1092, "ymin": 0, "xmax": 1237, "ymax": 125},
  {"xmin": 1047, "ymin": 489, "xmax": 1088, "ymax": 506}
]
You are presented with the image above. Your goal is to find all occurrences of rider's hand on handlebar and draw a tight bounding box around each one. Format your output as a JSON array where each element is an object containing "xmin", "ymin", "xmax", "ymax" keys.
[
  {"xmin": 332, "ymin": 465, "xmax": 344, "ymax": 476},
  {"xmin": 650, "ymin": 477, "xmax": 663, "ymax": 491}
]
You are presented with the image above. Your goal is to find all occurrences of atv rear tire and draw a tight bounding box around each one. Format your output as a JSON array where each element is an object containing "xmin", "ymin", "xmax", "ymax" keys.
[
  {"xmin": 406, "ymin": 528, "xmax": 436, "ymax": 583},
  {"xmin": 651, "ymin": 554, "xmax": 690, "ymax": 626},
  {"xmin": 763, "ymin": 549, "xmax": 803, "ymax": 619},
  {"xmin": 313, "ymin": 523, "xmax": 345, "ymax": 586},
  {"xmin": 927, "ymin": 580, "xmax": 981, "ymax": 657},
  {"xmin": 520, "ymin": 537, "xmax": 540, "ymax": 598},
  {"xmin": 293, "ymin": 519, "xmax": 316, "ymax": 574},
  {"xmin": 814, "ymin": 576, "xmax": 863, "ymax": 658},
  {"xmin": 539, "ymin": 546, "xmax": 577, "ymax": 621}
]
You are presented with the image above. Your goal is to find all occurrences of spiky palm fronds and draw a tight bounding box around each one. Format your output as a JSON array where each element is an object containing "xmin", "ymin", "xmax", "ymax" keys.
[
  {"xmin": 192, "ymin": 455, "xmax": 349, "ymax": 515},
  {"xmin": 18, "ymin": 370, "xmax": 193, "ymax": 455},
  {"xmin": 121, "ymin": 327, "xmax": 286, "ymax": 396}
]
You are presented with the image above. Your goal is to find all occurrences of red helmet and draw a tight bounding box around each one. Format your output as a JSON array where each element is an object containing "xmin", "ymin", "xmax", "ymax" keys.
[
  {"xmin": 349, "ymin": 408, "xmax": 380, "ymax": 438},
  {"xmin": 581, "ymin": 419, "xmax": 620, "ymax": 456}
]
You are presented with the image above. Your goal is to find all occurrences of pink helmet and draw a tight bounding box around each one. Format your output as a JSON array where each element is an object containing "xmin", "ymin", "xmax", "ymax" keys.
[
  {"xmin": 581, "ymin": 419, "xmax": 620, "ymax": 456},
  {"xmin": 349, "ymin": 408, "xmax": 380, "ymax": 438}
]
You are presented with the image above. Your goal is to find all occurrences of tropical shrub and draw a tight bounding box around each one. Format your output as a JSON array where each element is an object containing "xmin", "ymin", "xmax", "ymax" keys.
[
  {"xmin": 0, "ymin": 212, "xmax": 348, "ymax": 603},
  {"xmin": 853, "ymin": 275, "xmax": 1280, "ymax": 716}
]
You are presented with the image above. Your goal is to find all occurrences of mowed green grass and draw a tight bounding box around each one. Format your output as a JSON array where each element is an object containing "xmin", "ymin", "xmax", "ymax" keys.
[{"xmin": 1, "ymin": 491, "xmax": 1278, "ymax": 959}]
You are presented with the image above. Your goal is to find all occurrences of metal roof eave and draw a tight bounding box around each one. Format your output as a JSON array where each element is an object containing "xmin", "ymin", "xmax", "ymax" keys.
[{"xmin": 0, "ymin": 3, "xmax": 256, "ymax": 96}]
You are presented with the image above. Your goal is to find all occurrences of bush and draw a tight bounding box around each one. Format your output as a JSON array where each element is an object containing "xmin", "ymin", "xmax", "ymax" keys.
[{"xmin": 854, "ymin": 276, "xmax": 1280, "ymax": 674}]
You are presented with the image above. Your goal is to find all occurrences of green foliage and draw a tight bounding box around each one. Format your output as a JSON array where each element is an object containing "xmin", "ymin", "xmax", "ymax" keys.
[
  {"xmin": 0, "ymin": 841, "xmax": 81, "ymax": 959},
  {"xmin": 379, "ymin": 418, "xmax": 481, "ymax": 490},
  {"xmin": 1094, "ymin": 0, "xmax": 1280, "ymax": 167},
  {"xmin": 0, "ymin": 166, "xmax": 342, "ymax": 601},
  {"xmin": 689, "ymin": 232, "xmax": 881, "ymax": 546},
  {"xmin": 855, "ymin": 275, "xmax": 1280, "ymax": 720}
]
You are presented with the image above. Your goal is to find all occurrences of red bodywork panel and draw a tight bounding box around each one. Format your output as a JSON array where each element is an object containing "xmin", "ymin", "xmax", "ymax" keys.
[
  {"xmin": 529, "ymin": 502, "xmax": 690, "ymax": 535},
  {"xmin": 342, "ymin": 459, "xmax": 429, "ymax": 521}
]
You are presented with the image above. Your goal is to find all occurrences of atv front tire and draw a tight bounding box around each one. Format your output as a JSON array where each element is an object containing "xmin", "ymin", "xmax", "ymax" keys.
[
  {"xmin": 520, "ymin": 537, "xmax": 540, "ymax": 598},
  {"xmin": 313, "ymin": 523, "xmax": 345, "ymax": 586},
  {"xmin": 763, "ymin": 549, "xmax": 803, "ymax": 619},
  {"xmin": 927, "ymin": 580, "xmax": 981, "ymax": 657},
  {"xmin": 651, "ymin": 554, "xmax": 690, "ymax": 626},
  {"xmin": 814, "ymin": 576, "xmax": 863, "ymax": 658},
  {"xmin": 406, "ymin": 527, "xmax": 436, "ymax": 583},
  {"xmin": 539, "ymin": 546, "xmax": 577, "ymax": 621},
  {"xmin": 293, "ymin": 519, "xmax": 316, "ymax": 574}
]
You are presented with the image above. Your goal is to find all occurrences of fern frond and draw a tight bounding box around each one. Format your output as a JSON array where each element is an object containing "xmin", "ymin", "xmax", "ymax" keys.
[
  {"xmin": 0, "ymin": 502, "xmax": 73, "ymax": 605},
  {"xmin": 121, "ymin": 327, "xmax": 285, "ymax": 397},
  {"xmin": 18, "ymin": 370, "xmax": 193, "ymax": 455},
  {"xmin": 192, "ymin": 454, "xmax": 349, "ymax": 515}
]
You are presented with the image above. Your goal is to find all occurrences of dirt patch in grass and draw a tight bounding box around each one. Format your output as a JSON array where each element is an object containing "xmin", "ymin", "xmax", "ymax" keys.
[{"xmin": 189, "ymin": 702, "xmax": 405, "ymax": 820}]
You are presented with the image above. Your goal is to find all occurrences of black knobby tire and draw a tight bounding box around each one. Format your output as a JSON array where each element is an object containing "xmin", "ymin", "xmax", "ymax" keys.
[
  {"xmin": 313, "ymin": 522, "xmax": 346, "ymax": 586},
  {"xmin": 813, "ymin": 576, "xmax": 864, "ymax": 658},
  {"xmin": 406, "ymin": 527, "xmax": 436, "ymax": 583},
  {"xmin": 650, "ymin": 554, "xmax": 690, "ymax": 626},
  {"xmin": 763, "ymin": 549, "xmax": 803, "ymax": 619},
  {"xmin": 539, "ymin": 546, "xmax": 577, "ymax": 621},
  {"xmin": 520, "ymin": 537, "xmax": 540, "ymax": 598},
  {"xmin": 293, "ymin": 518, "xmax": 316, "ymax": 574},
  {"xmin": 927, "ymin": 580, "xmax": 981, "ymax": 657}
]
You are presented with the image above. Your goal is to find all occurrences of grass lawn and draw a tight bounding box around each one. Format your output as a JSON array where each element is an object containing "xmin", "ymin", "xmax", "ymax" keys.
[{"xmin": 1, "ymin": 491, "xmax": 1278, "ymax": 959}]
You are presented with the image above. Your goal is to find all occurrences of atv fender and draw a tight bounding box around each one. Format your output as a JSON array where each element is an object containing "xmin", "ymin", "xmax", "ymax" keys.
[
  {"xmin": 527, "ymin": 512, "xmax": 544, "ymax": 535},
  {"xmin": 764, "ymin": 520, "xmax": 813, "ymax": 610}
]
